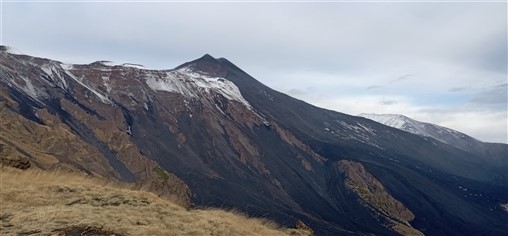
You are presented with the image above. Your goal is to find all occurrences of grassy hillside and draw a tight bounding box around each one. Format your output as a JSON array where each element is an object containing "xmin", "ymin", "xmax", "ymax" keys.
[{"xmin": 0, "ymin": 167, "xmax": 311, "ymax": 236}]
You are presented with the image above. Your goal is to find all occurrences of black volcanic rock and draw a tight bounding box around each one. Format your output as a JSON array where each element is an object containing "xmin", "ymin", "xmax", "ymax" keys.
[
  {"xmin": 175, "ymin": 54, "xmax": 229, "ymax": 77},
  {"xmin": 1, "ymin": 48, "xmax": 507, "ymax": 235}
]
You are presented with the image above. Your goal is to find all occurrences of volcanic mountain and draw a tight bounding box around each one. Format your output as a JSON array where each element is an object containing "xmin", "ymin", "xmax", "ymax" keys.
[{"xmin": 1, "ymin": 46, "xmax": 507, "ymax": 235}]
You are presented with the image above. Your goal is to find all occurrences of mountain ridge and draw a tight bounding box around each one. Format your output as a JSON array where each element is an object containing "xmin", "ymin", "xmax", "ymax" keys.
[
  {"xmin": 359, "ymin": 113, "xmax": 508, "ymax": 167},
  {"xmin": 358, "ymin": 113, "xmax": 480, "ymax": 143}
]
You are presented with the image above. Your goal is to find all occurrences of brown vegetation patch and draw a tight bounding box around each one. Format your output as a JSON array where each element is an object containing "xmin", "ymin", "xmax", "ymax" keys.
[
  {"xmin": 295, "ymin": 220, "xmax": 314, "ymax": 235},
  {"xmin": 337, "ymin": 160, "xmax": 423, "ymax": 236},
  {"xmin": 54, "ymin": 225, "xmax": 123, "ymax": 236},
  {"xmin": 0, "ymin": 167, "xmax": 309, "ymax": 236}
]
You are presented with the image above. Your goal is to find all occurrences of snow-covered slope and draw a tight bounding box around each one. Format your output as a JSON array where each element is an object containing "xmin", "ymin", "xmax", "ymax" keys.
[
  {"xmin": 146, "ymin": 66, "xmax": 252, "ymax": 110},
  {"xmin": 358, "ymin": 113, "xmax": 481, "ymax": 152}
]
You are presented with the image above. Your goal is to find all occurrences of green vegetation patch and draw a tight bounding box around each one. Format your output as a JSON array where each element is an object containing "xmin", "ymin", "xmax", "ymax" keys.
[{"xmin": 153, "ymin": 167, "xmax": 169, "ymax": 183}]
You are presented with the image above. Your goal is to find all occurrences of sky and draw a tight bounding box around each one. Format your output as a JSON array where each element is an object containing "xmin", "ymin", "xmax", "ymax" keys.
[{"xmin": 1, "ymin": 1, "xmax": 507, "ymax": 143}]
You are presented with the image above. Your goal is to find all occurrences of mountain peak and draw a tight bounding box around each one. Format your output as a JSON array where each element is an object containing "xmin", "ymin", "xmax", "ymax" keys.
[
  {"xmin": 198, "ymin": 53, "xmax": 216, "ymax": 62},
  {"xmin": 178, "ymin": 53, "xmax": 220, "ymax": 67},
  {"xmin": 175, "ymin": 54, "xmax": 228, "ymax": 77}
]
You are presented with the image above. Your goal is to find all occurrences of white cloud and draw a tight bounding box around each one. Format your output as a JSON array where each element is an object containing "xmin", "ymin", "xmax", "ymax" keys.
[{"xmin": 437, "ymin": 111, "xmax": 507, "ymax": 143}]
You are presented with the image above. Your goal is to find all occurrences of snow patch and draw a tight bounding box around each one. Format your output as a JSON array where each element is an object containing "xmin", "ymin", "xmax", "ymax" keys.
[
  {"xmin": 60, "ymin": 63, "xmax": 74, "ymax": 70},
  {"xmin": 123, "ymin": 63, "xmax": 145, "ymax": 69},
  {"xmin": 41, "ymin": 63, "xmax": 69, "ymax": 89},
  {"xmin": 322, "ymin": 119, "xmax": 384, "ymax": 149},
  {"xmin": 19, "ymin": 76, "xmax": 40, "ymax": 101},
  {"xmin": 63, "ymin": 68, "xmax": 112, "ymax": 104},
  {"xmin": 102, "ymin": 75, "xmax": 112, "ymax": 93},
  {"xmin": 98, "ymin": 61, "xmax": 117, "ymax": 67},
  {"xmin": 97, "ymin": 61, "xmax": 145, "ymax": 69},
  {"xmin": 145, "ymin": 69, "xmax": 253, "ymax": 110},
  {"xmin": 360, "ymin": 113, "xmax": 408, "ymax": 129},
  {"xmin": 41, "ymin": 64, "xmax": 54, "ymax": 77}
]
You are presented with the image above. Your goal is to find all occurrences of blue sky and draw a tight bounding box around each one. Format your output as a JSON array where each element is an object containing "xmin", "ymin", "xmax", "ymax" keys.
[{"xmin": 2, "ymin": 1, "xmax": 507, "ymax": 143}]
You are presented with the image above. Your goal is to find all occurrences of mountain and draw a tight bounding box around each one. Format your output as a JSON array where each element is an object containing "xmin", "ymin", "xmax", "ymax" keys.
[
  {"xmin": 359, "ymin": 113, "xmax": 508, "ymax": 167},
  {"xmin": 1, "ymin": 46, "xmax": 507, "ymax": 235}
]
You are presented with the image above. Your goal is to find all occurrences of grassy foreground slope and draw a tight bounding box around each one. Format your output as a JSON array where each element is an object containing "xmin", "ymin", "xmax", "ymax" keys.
[{"xmin": 0, "ymin": 167, "xmax": 310, "ymax": 236}]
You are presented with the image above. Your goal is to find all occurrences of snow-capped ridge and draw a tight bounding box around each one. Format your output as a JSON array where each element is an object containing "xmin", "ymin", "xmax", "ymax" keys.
[
  {"xmin": 359, "ymin": 113, "xmax": 412, "ymax": 129},
  {"xmin": 358, "ymin": 113, "xmax": 483, "ymax": 151},
  {"xmin": 2, "ymin": 48, "xmax": 253, "ymax": 114}
]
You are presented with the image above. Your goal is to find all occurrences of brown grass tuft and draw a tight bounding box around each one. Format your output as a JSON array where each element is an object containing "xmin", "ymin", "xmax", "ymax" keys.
[{"xmin": 0, "ymin": 167, "xmax": 310, "ymax": 236}]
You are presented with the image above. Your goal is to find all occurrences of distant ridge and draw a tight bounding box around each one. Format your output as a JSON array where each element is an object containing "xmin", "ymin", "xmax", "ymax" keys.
[{"xmin": 359, "ymin": 113, "xmax": 508, "ymax": 165}]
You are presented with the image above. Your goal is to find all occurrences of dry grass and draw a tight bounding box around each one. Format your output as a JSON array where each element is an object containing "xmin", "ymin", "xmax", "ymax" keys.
[{"xmin": 0, "ymin": 167, "xmax": 309, "ymax": 236}]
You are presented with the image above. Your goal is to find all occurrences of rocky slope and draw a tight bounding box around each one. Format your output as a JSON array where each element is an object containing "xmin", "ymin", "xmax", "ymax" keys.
[
  {"xmin": 337, "ymin": 160, "xmax": 423, "ymax": 236},
  {"xmin": 1, "ymin": 46, "xmax": 507, "ymax": 235},
  {"xmin": 0, "ymin": 60, "xmax": 192, "ymax": 206}
]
